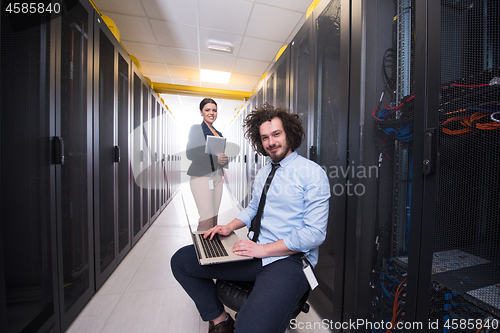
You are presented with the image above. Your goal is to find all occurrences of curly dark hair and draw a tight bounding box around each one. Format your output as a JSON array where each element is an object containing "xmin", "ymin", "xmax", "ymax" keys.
[{"xmin": 243, "ymin": 102, "xmax": 304, "ymax": 156}]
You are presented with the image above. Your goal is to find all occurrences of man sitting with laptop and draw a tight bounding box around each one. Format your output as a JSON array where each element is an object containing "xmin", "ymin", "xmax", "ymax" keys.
[{"xmin": 171, "ymin": 103, "xmax": 330, "ymax": 333}]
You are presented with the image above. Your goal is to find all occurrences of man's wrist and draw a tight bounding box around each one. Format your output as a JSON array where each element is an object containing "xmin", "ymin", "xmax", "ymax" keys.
[{"xmin": 228, "ymin": 218, "xmax": 244, "ymax": 232}]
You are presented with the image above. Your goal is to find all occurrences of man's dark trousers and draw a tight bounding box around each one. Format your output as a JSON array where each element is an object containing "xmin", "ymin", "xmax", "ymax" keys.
[{"xmin": 170, "ymin": 245, "xmax": 309, "ymax": 333}]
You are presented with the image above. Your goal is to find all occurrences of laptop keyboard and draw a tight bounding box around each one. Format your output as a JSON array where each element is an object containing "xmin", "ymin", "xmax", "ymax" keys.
[{"xmin": 198, "ymin": 234, "xmax": 229, "ymax": 258}]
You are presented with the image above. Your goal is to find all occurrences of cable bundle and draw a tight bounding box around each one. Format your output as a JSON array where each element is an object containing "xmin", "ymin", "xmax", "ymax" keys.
[
  {"xmin": 440, "ymin": 68, "xmax": 500, "ymax": 116},
  {"xmin": 441, "ymin": 109, "xmax": 500, "ymax": 136},
  {"xmin": 385, "ymin": 277, "xmax": 407, "ymax": 333},
  {"xmin": 373, "ymin": 95, "xmax": 415, "ymax": 142},
  {"xmin": 371, "ymin": 260, "xmax": 408, "ymax": 333}
]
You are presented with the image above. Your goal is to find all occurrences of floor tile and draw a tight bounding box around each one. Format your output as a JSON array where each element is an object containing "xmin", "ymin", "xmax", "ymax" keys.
[
  {"xmin": 96, "ymin": 255, "xmax": 143, "ymax": 296},
  {"xmin": 126, "ymin": 255, "xmax": 179, "ymax": 292},
  {"xmin": 100, "ymin": 288, "xmax": 200, "ymax": 333},
  {"xmin": 65, "ymin": 294, "xmax": 122, "ymax": 333}
]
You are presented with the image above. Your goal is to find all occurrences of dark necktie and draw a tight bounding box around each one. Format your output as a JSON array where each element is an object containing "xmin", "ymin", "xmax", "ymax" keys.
[{"xmin": 249, "ymin": 163, "xmax": 281, "ymax": 242}]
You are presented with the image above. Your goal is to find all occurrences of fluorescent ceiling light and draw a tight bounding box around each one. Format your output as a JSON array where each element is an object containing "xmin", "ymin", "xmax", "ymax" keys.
[
  {"xmin": 200, "ymin": 69, "xmax": 231, "ymax": 84},
  {"xmin": 207, "ymin": 41, "xmax": 233, "ymax": 53}
]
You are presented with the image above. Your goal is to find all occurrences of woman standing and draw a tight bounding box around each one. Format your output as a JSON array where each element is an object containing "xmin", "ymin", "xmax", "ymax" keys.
[{"xmin": 186, "ymin": 98, "xmax": 228, "ymax": 231}]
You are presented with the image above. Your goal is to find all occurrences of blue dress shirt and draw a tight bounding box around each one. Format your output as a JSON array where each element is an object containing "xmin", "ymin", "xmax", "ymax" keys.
[{"xmin": 236, "ymin": 151, "xmax": 330, "ymax": 267}]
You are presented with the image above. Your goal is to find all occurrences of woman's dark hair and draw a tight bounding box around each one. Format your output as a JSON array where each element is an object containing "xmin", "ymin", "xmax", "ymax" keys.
[
  {"xmin": 199, "ymin": 98, "xmax": 217, "ymax": 111},
  {"xmin": 243, "ymin": 102, "xmax": 304, "ymax": 156}
]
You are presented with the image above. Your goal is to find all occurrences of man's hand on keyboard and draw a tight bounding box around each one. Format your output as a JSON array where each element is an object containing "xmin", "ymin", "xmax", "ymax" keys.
[
  {"xmin": 204, "ymin": 225, "xmax": 232, "ymax": 240},
  {"xmin": 203, "ymin": 218, "xmax": 246, "ymax": 240}
]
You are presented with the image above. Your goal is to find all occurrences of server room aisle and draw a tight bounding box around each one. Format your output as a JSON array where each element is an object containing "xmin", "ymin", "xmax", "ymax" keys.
[{"xmin": 66, "ymin": 183, "xmax": 328, "ymax": 333}]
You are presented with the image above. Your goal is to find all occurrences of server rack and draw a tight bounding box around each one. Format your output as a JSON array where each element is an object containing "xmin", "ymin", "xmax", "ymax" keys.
[
  {"xmin": 141, "ymin": 81, "xmax": 151, "ymax": 231},
  {"xmin": 310, "ymin": 0, "xmax": 350, "ymax": 323},
  {"xmin": 266, "ymin": 71, "xmax": 275, "ymax": 106},
  {"xmin": 276, "ymin": 49, "xmax": 291, "ymax": 109},
  {"xmin": 93, "ymin": 12, "xmax": 131, "ymax": 289},
  {"xmin": 420, "ymin": 1, "xmax": 500, "ymax": 330},
  {"xmin": 344, "ymin": 1, "xmax": 500, "ymax": 332},
  {"xmin": 342, "ymin": 0, "xmax": 424, "ymax": 329},
  {"xmin": 1, "ymin": 7, "xmax": 58, "ymax": 333},
  {"xmin": 255, "ymin": 78, "xmax": 266, "ymax": 106},
  {"xmin": 149, "ymin": 96, "xmax": 156, "ymax": 220},
  {"xmin": 1, "ymin": 0, "xmax": 98, "ymax": 331},
  {"xmin": 131, "ymin": 63, "xmax": 148, "ymax": 245},
  {"xmin": 116, "ymin": 42, "xmax": 132, "ymax": 260},
  {"xmin": 54, "ymin": 1, "xmax": 95, "ymax": 329},
  {"xmin": 266, "ymin": 46, "xmax": 291, "ymax": 110},
  {"xmin": 291, "ymin": 13, "xmax": 315, "ymax": 160}
]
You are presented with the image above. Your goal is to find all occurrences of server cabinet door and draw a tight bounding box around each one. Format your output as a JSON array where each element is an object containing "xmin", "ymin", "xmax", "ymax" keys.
[
  {"xmin": 291, "ymin": 15, "xmax": 313, "ymax": 159},
  {"xmin": 418, "ymin": 0, "xmax": 500, "ymax": 328},
  {"xmin": 1, "ymin": 10, "xmax": 57, "ymax": 333},
  {"xmin": 131, "ymin": 68, "xmax": 145, "ymax": 245},
  {"xmin": 56, "ymin": 0, "xmax": 94, "ymax": 329},
  {"xmin": 116, "ymin": 51, "xmax": 131, "ymax": 262},
  {"xmin": 265, "ymin": 47, "xmax": 290, "ymax": 109},
  {"xmin": 155, "ymin": 101, "xmax": 162, "ymax": 214},
  {"xmin": 142, "ymin": 84, "xmax": 150, "ymax": 229},
  {"xmin": 309, "ymin": 0, "xmax": 349, "ymax": 322},
  {"xmin": 275, "ymin": 48, "xmax": 290, "ymax": 109},
  {"xmin": 93, "ymin": 15, "xmax": 118, "ymax": 289},
  {"xmin": 149, "ymin": 97, "xmax": 157, "ymax": 219},
  {"xmin": 345, "ymin": 0, "xmax": 421, "ymax": 327},
  {"xmin": 256, "ymin": 82, "xmax": 265, "ymax": 106},
  {"xmin": 266, "ymin": 72, "xmax": 275, "ymax": 105}
]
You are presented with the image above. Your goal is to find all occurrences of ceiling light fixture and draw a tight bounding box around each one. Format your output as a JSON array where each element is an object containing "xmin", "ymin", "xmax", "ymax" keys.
[
  {"xmin": 200, "ymin": 69, "xmax": 231, "ymax": 84},
  {"xmin": 207, "ymin": 40, "xmax": 233, "ymax": 53}
]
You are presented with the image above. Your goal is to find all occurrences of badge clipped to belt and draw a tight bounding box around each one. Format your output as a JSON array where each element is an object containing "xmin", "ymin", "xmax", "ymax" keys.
[{"xmin": 302, "ymin": 256, "xmax": 319, "ymax": 290}]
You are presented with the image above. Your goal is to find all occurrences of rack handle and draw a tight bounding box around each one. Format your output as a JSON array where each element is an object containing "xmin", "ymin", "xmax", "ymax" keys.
[
  {"xmin": 54, "ymin": 136, "xmax": 65, "ymax": 165},
  {"xmin": 114, "ymin": 146, "xmax": 120, "ymax": 163},
  {"xmin": 423, "ymin": 128, "xmax": 437, "ymax": 175}
]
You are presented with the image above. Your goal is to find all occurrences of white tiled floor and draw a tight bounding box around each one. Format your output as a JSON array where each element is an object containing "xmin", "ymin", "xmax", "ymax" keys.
[{"xmin": 66, "ymin": 184, "xmax": 330, "ymax": 333}]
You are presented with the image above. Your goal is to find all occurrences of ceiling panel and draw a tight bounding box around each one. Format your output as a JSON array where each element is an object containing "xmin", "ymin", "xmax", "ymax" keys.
[
  {"xmin": 198, "ymin": 0, "xmax": 254, "ymax": 35},
  {"xmin": 246, "ymin": 4, "xmax": 304, "ymax": 41},
  {"xmin": 160, "ymin": 47, "xmax": 199, "ymax": 68},
  {"xmin": 239, "ymin": 36, "xmax": 283, "ymax": 62},
  {"xmin": 123, "ymin": 41, "xmax": 163, "ymax": 63},
  {"xmin": 146, "ymin": 75, "xmax": 173, "ymax": 84},
  {"xmin": 140, "ymin": 62, "xmax": 171, "ymax": 77},
  {"xmin": 200, "ymin": 52, "xmax": 236, "ymax": 72},
  {"xmin": 150, "ymin": 20, "xmax": 199, "ymax": 50},
  {"xmin": 141, "ymin": 0, "xmax": 198, "ymax": 25},
  {"xmin": 233, "ymin": 58, "xmax": 269, "ymax": 75},
  {"xmin": 168, "ymin": 66, "xmax": 201, "ymax": 83}
]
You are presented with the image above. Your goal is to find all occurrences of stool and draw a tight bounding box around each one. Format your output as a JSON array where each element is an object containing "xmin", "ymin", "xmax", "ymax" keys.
[{"xmin": 215, "ymin": 279, "xmax": 310, "ymax": 319}]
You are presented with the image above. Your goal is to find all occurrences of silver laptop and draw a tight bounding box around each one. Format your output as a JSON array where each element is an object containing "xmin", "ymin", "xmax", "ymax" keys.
[{"xmin": 181, "ymin": 194, "xmax": 253, "ymax": 265}]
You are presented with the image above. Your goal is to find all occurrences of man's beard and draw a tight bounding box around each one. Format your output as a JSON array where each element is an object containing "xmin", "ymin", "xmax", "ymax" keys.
[{"xmin": 267, "ymin": 144, "xmax": 290, "ymax": 163}]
